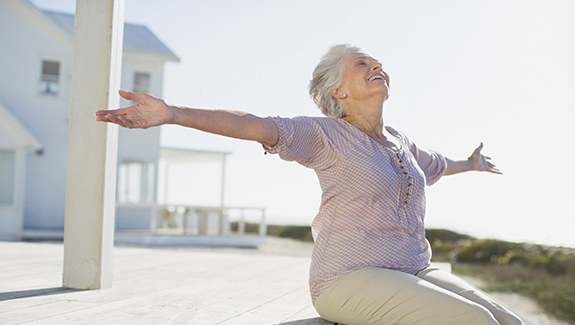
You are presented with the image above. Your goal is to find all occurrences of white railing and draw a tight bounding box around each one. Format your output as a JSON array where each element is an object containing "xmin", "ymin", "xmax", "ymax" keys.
[{"xmin": 154, "ymin": 204, "xmax": 266, "ymax": 237}]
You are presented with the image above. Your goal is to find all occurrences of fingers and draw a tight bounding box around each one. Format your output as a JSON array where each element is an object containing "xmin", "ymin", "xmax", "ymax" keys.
[
  {"xmin": 119, "ymin": 89, "xmax": 141, "ymax": 102},
  {"xmin": 103, "ymin": 113, "xmax": 128, "ymax": 128},
  {"xmin": 96, "ymin": 111, "xmax": 144, "ymax": 129},
  {"xmin": 470, "ymin": 142, "xmax": 502, "ymax": 175},
  {"xmin": 490, "ymin": 167, "xmax": 503, "ymax": 175},
  {"xmin": 95, "ymin": 109, "xmax": 122, "ymax": 117},
  {"xmin": 472, "ymin": 142, "xmax": 484, "ymax": 156},
  {"xmin": 486, "ymin": 160, "xmax": 502, "ymax": 175},
  {"xmin": 95, "ymin": 89, "xmax": 141, "ymax": 117},
  {"xmin": 118, "ymin": 115, "xmax": 138, "ymax": 128},
  {"xmin": 95, "ymin": 104, "xmax": 134, "ymax": 117}
]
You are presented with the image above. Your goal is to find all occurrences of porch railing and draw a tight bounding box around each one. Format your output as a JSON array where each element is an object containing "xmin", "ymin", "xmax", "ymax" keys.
[{"xmin": 153, "ymin": 204, "xmax": 267, "ymax": 237}]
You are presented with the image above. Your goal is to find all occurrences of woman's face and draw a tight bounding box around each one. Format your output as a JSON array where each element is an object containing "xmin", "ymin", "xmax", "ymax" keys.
[{"xmin": 338, "ymin": 53, "xmax": 390, "ymax": 102}]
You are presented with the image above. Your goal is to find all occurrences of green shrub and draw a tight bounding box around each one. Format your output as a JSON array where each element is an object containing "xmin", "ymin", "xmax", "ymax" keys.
[
  {"xmin": 426, "ymin": 228, "xmax": 474, "ymax": 262},
  {"xmin": 229, "ymin": 221, "xmax": 260, "ymax": 234},
  {"xmin": 456, "ymin": 239, "xmax": 525, "ymax": 264},
  {"xmin": 277, "ymin": 225, "xmax": 313, "ymax": 242},
  {"xmin": 454, "ymin": 263, "xmax": 575, "ymax": 323},
  {"xmin": 426, "ymin": 228, "xmax": 473, "ymax": 243},
  {"xmin": 451, "ymin": 237, "xmax": 575, "ymax": 323}
]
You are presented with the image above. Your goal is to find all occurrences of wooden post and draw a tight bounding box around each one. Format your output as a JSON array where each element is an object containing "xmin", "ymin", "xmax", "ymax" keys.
[{"xmin": 63, "ymin": 0, "xmax": 124, "ymax": 289}]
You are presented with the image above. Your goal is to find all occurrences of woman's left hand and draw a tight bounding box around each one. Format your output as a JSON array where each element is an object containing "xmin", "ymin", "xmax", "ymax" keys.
[{"xmin": 468, "ymin": 142, "xmax": 502, "ymax": 174}]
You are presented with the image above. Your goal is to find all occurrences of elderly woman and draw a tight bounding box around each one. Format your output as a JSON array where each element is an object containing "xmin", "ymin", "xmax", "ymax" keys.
[{"xmin": 96, "ymin": 44, "xmax": 523, "ymax": 324}]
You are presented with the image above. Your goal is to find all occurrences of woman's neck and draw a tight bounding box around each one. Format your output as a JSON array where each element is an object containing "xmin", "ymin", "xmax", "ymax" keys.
[
  {"xmin": 343, "ymin": 107, "xmax": 385, "ymax": 139},
  {"xmin": 344, "ymin": 114, "xmax": 384, "ymax": 138},
  {"xmin": 342, "ymin": 106, "xmax": 400, "ymax": 150}
]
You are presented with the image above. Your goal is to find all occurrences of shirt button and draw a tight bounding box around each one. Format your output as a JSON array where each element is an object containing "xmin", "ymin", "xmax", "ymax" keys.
[
  {"xmin": 406, "ymin": 193, "xmax": 409, "ymax": 196},
  {"xmin": 403, "ymin": 172, "xmax": 408, "ymax": 175},
  {"xmin": 408, "ymin": 183, "xmax": 412, "ymax": 186},
  {"xmin": 404, "ymin": 201, "xmax": 408, "ymax": 204}
]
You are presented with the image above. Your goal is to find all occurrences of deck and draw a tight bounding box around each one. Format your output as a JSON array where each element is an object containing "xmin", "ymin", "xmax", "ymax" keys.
[
  {"xmin": 0, "ymin": 239, "xmax": 561, "ymax": 324},
  {"xmin": 0, "ymin": 239, "xmax": 329, "ymax": 325}
]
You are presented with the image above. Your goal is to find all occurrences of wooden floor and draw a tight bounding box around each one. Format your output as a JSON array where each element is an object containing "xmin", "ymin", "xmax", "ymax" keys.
[
  {"xmin": 0, "ymin": 240, "xmax": 331, "ymax": 325},
  {"xmin": 2, "ymin": 240, "xmax": 563, "ymax": 325}
]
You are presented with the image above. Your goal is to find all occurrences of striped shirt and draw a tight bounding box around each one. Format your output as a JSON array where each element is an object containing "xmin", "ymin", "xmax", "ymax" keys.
[{"xmin": 263, "ymin": 116, "xmax": 447, "ymax": 303}]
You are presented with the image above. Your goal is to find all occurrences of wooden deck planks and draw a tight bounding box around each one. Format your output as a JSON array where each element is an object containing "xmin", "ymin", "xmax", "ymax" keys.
[
  {"xmin": 280, "ymin": 306, "xmax": 330, "ymax": 324},
  {"xmin": 217, "ymin": 285, "xmax": 314, "ymax": 325},
  {"xmin": 0, "ymin": 241, "xmax": 329, "ymax": 324}
]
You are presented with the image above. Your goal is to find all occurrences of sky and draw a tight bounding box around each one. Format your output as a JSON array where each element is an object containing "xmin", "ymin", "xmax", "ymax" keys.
[{"xmin": 31, "ymin": 0, "xmax": 575, "ymax": 248}]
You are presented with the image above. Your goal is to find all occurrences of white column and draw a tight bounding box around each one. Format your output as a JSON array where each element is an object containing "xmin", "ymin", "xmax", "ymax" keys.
[
  {"xmin": 63, "ymin": 0, "xmax": 125, "ymax": 289},
  {"xmin": 220, "ymin": 155, "xmax": 227, "ymax": 207},
  {"xmin": 220, "ymin": 155, "xmax": 227, "ymax": 235},
  {"xmin": 259, "ymin": 209, "xmax": 267, "ymax": 237}
]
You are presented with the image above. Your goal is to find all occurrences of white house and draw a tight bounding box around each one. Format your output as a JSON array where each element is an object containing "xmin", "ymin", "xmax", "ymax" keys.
[{"xmin": 0, "ymin": 0, "xmax": 266, "ymax": 246}]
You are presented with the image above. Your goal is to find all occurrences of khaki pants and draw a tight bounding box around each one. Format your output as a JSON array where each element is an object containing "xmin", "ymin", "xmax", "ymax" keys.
[{"xmin": 314, "ymin": 267, "xmax": 524, "ymax": 325}]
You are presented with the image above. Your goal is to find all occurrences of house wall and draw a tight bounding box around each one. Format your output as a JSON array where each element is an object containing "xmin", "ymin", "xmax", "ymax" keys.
[
  {"xmin": 0, "ymin": 0, "xmax": 168, "ymax": 233},
  {"xmin": 0, "ymin": 0, "xmax": 74, "ymax": 230},
  {"xmin": 0, "ymin": 126, "xmax": 27, "ymax": 239},
  {"xmin": 0, "ymin": 149, "xmax": 26, "ymax": 240}
]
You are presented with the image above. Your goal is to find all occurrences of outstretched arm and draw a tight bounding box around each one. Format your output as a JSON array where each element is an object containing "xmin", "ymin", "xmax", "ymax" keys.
[
  {"xmin": 95, "ymin": 90, "xmax": 279, "ymax": 147},
  {"xmin": 444, "ymin": 142, "xmax": 502, "ymax": 176}
]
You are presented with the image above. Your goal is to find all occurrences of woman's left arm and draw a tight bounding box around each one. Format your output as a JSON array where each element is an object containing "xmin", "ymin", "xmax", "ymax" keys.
[{"xmin": 444, "ymin": 143, "xmax": 502, "ymax": 176}]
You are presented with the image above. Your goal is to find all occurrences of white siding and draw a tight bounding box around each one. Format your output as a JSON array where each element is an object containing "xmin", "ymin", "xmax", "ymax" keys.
[
  {"xmin": 0, "ymin": 0, "xmax": 172, "ymax": 234},
  {"xmin": 0, "ymin": 148, "xmax": 26, "ymax": 239},
  {"xmin": 0, "ymin": 0, "xmax": 73, "ymax": 229}
]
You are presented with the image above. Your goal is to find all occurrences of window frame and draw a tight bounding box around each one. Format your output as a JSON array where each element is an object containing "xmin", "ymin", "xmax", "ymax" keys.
[
  {"xmin": 0, "ymin": 149, "xmax": 17, "ymax": 207},
  {"xmin": 117, "ymin": 160, "xmax": 156, "ymax": 204},
  {"xmin": 133, "ymin": 71, "xmax": 151, "ymax": 94},
  {"xmin": 38, "ymin": 59, "xmax": 62, "ymax": 97}
]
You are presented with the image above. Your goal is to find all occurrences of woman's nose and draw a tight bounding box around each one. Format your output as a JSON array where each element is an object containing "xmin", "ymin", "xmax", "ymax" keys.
[{"xmin": 372, "ymin": 62, "xmax": 382, "ymax": 71}]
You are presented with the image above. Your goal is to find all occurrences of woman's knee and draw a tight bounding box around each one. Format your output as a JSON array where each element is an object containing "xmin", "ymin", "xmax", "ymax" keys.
[
  {"xmin": 458, "ymin": 290, "xmax": 524, "ymax": 325},
  {"xmin": 491, "ymin": 310, "xmax": 524, "ymax": 325},
  {"xmin": 466, "ymin": 304, "xmax": 500, "ymax": 325}
]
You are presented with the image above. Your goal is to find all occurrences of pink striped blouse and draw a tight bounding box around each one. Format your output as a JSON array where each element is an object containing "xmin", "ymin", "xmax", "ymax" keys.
[{"xmin": 263, "ymin": 116, "xmax": 447, "ymax": 303}]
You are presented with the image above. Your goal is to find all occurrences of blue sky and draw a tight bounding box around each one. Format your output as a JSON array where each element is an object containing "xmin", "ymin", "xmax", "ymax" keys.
[{"xmin": 31, "ymin": 0, "xmax": 575, "ymax": 247}]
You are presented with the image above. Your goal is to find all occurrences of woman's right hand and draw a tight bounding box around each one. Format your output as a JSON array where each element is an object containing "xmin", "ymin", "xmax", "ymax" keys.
[
  {"xmin": 95, "ymin": 89, "xmax": 176, "ymax": 129},
  {"xmin": 97, "ymin": 89, "xmax": 279, "ymax": 146}
]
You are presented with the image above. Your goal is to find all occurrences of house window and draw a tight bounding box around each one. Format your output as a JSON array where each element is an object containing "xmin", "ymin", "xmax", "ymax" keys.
[
  {"xmin": 117, "ymin": 161, "xmax": 155, "ymax": 203},
  {"xmin": 39, "ymin": 60, "xmax": 60, "ymax": 96},
  {"xmin": 0, "ymin": 150, "xmax": 16, "ymax": 205},
  {"xmin": 133, "ymin": 72, "xmax": 150, "ymax": 93}
]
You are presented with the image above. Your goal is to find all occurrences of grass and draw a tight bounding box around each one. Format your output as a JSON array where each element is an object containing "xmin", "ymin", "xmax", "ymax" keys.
[
  {"xmin": 427, "ymin": 231, "xmax": 575, "ymax": 323},
  {"xmin": 453, "ymin": 263, "xmax": 575, "ymax": 323}
]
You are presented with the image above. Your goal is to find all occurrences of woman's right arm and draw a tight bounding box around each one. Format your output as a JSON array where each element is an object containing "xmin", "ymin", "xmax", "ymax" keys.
[{"xmin": 95, "ymin": 90, "xmax": 279, "ymax": 147}]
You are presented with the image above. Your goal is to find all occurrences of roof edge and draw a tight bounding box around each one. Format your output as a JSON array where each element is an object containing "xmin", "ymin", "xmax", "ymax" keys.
[
  {"xmin": 123, "ymin": 50, "xmax": 181, "ymax": 63},
  {"xmin": 0, "ymin": 99, "xmax": 42, "ymax": 150},
  {"xmin": 16, "ymin": 0, "xmax": 74, "ymax": 44}
]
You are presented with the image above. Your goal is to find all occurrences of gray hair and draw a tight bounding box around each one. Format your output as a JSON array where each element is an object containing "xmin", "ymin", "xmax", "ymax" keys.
[{"xmin": 308, "ymin": 44, "xmax": 369, "ymax": 118}]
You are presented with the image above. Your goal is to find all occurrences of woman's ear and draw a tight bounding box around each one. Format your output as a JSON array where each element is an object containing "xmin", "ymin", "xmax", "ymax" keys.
[{"xmin": 330, "ymin": 88, "xmax": 347, "ymax": 99}]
